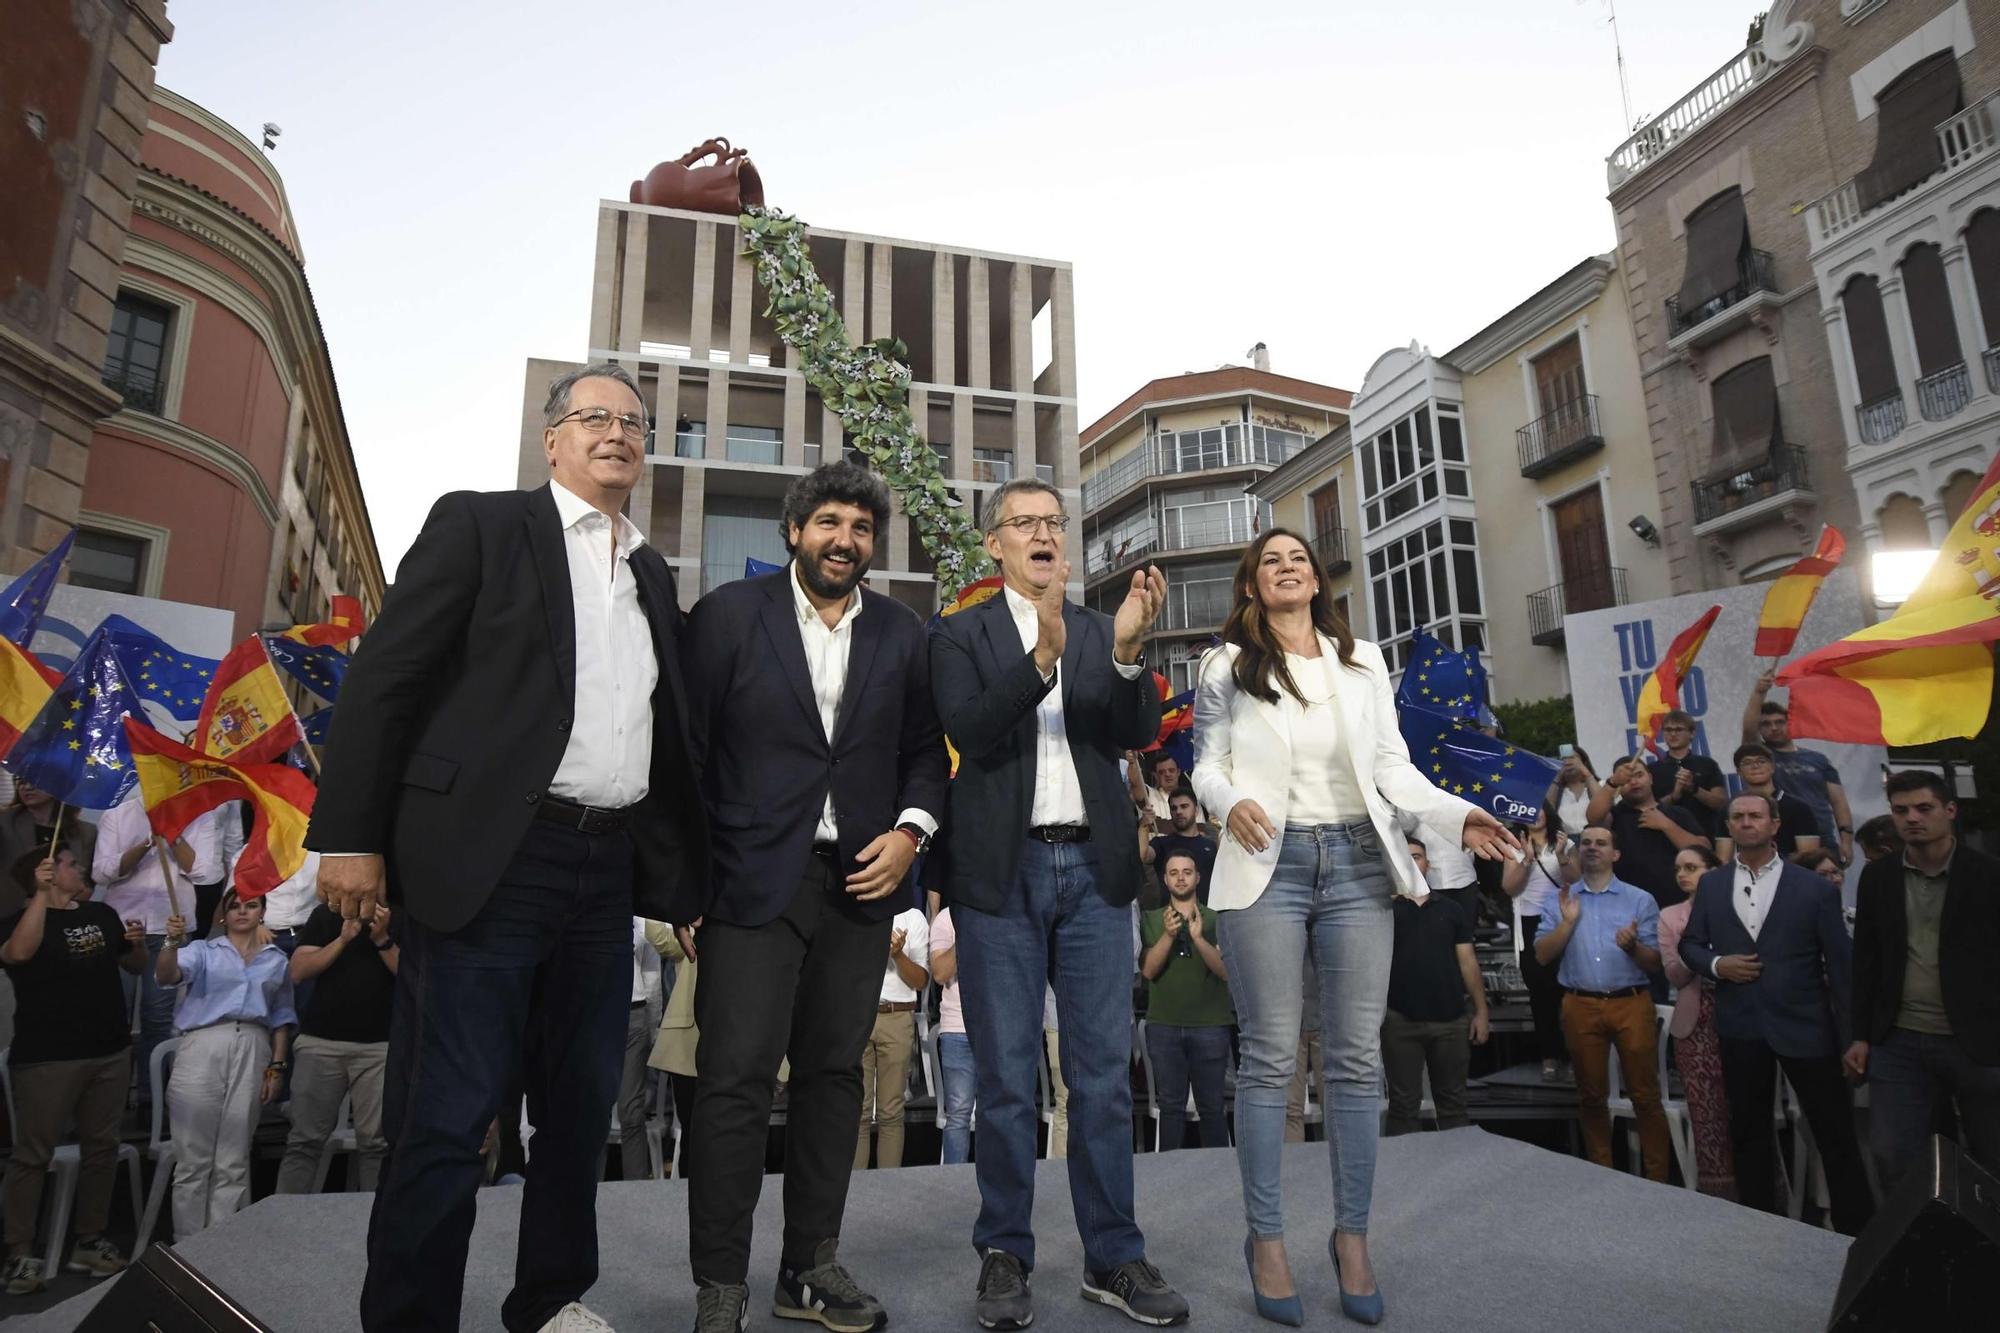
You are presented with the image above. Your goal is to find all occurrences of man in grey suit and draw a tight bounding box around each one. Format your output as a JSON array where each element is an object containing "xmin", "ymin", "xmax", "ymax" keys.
[
  {"xmin": 1678, "ymin": 792, "xmax": 1874, "ymax": 1235},
  {"xmin": 929, "ymin": 478, "xmax": 1185, "ymax": 1330}
]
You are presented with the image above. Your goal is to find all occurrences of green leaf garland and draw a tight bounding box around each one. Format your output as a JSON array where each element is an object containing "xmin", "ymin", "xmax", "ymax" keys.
[{"xmin": 739, "ymin": 206, "xmax": 994, "ymax": 602}]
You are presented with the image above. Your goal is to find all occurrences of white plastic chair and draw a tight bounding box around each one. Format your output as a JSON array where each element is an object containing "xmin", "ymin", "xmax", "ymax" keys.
[
  {"xmin": 1778, "ymin": 1071, "xmax": 1832, "ymax": 1227},
  {"xmin": 0, "ymin": 1048, "xmax": 145, "ymax": 1276},
  {"xmin": 1602, "ymin": 1008, "xmax": 1689, "ymax": 1184},
  {"xmin": 135, "ymin": 1038, "xmax": 180, "ymax": 1255},
  {"xmin": 308, "ymin": 1093, "xmax": 361, "ymax": 1193}
]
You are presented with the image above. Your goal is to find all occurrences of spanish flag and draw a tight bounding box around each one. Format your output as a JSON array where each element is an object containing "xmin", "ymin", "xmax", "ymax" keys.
[
  {"xmin": 1778, "ymin": 453, "xmax": 2000, "ymax": 746},
  {"xmin": 1634, "ymin": 605, "xmax": 1722, "ymax": 753},
  {"xmin": 280, "ymin": 594, "xmax": 367, "ymax": 648},
  {"xmin": 0, "ymin": 638, "xmax": 57, "ymax": 758},
  {"xmin": 196, "ymin": 636, "xmax": 302, "ymax": 766},
  {"xmin": 123, "ymin": 718, "xmax": 316, "ymax": 898},
  {"xmin": 1754, "ymin": 525, "xmax": 1846, "ymax": 659}
]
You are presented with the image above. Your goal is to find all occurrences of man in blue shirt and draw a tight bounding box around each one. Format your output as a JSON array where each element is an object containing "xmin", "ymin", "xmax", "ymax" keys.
[{"xmin": 1535, "ymin": 826, "xmax": 1671, "ymax": 1181}]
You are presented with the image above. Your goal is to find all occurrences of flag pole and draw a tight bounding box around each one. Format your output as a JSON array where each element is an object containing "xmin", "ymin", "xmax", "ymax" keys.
[
  {"xmin": 46, "ymin": 802, "xmax": 64, "ymax": 854},
  {"xmin": 299, "ymin": 740, "xmax": 322, "ymax": 781},
  {"xmin": 151, "ymin": 836, "xmax": 184, "ymax": 927}
]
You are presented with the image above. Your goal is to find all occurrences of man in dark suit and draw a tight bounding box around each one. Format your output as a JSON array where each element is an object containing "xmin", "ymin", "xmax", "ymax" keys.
[
  {"xmin": 930, "ymin": 478, "xmax": 1187, "ymax": 1330},
  {"xmin": 675, "ymin": 460, "xmax": 947, "ymax": 1333},
  {"xmin": 310, "ymin": 364, "xmax": 706, "ymax": 1333},
  {"xmin": 1845, "ymin": 769, "xmax": 2000, "ymax": 1191},
  {"xmin": 1678, "ymin": 792, "xmax": 1873, "ymax": 1235}
]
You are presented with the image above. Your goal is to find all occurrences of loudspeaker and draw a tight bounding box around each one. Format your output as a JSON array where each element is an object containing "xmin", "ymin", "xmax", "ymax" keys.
[
  {"xmin": 1827, "ymin": 1135, "xmax": 2000, "ymax": 1331},
  {"xmin": 75, "ymin": 1244, "xmax": 273, "ymax": 1332}
]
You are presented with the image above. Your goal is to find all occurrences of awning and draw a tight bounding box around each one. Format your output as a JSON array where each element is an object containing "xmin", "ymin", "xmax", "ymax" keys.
[
  {"xmin": 1676, "ymin": 188, "xmax": 1749, "ymax": 316},
  {"xmin": 1841, "ymin": 274, "xmax": 1901, "ymax": 405},
  {"xmin": 1706, "ymin": 356, "xmax": 1779, "ymax": 481},
  {"xmin": 1901, "ymin": 243, "xmax": 1963, "ymax": 376},
  {"xmin": 1857, "ymin": 50, "xmax": 1963, "ymax": 212}
]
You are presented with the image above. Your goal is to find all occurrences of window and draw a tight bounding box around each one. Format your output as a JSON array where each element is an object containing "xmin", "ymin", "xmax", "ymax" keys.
[
  {"xmin": 1900, "ymin": 242, "xmax": 1963, "ymax": 377},
  {"xmin": 972, "ymin": 448, "xmax": 1013, "ymax": 483},
  {"xmin": 71, "ymin": 528, "xmax": 148, "ymax": 595},
  {"xmin": 1365, "ymin": 518, "xmax": 1486, "ymax": 673},
  {"xmin": 102, "ymin": 292, "xmax": 172, "ymax": 413},
  {"xmin": 1842, "ymin": 275, "xmax": 1900, "ymax": 408},
  {"xmin": 1858, "ymin": 50, "xmax": 1963, "ymax": 213},
  {"xmin": 1360, "ymin": 404, "xmax": 1470, "ymax": 533},
  {"xmin": 1309, "ymin": 480, "xmax": 1342, "ymax": 539},
  {"xmin": 1532, "ymin": 336, "xmax": 1587, "ymax": 415},
  {"xmin": 1706, "ymin": 357, "xmax": 1780, "ymax": 482},
  {"xmin": 1675, "ymin": 188, "xmax": 1750, "ymax": 323},
  {"xmin": 724, "ymin": 425, "xmax": 781, "ymax": 465}
]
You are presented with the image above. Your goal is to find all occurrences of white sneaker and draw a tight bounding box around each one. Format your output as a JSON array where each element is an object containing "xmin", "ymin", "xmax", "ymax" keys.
[{"xmin": 536, "ymin": 1303, "xmax": 615, "ymax": 1333}]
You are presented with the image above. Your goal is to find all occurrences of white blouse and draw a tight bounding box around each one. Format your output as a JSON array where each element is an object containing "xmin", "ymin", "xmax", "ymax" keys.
[{"xmin": 1280, "ymin": 652, "xmax": 1369, "ymax": 823}]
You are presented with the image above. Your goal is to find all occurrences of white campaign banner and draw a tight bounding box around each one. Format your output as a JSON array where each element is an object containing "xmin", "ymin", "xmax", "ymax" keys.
[{"xmin": 1565, "ymin": 568, "xmax": 1887, "ymax": 896}]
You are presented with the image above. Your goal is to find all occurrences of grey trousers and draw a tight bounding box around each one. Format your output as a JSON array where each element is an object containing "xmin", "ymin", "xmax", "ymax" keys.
[
  {"xmin": 616, "ymin": 1003, "xmax": 655, "ymax": 1180},
  {"xmin": 275, "ymin": 1036, "xmax": 388, "ymax": 1194}
]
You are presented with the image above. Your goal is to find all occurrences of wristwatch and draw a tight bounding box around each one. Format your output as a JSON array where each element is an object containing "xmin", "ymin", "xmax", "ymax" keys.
[{"xmin": 896, "ymin": 823, "xmax": 933, "ymax": 855}]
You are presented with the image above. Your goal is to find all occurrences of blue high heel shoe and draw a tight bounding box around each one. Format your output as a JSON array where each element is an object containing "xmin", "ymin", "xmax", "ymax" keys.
[
  {"xmin": 1329, "ymin": 1232, "xmax": 1384, "ymax": 1325},
  {"xmin": 1243, "ymin": 1236, "xmax": 1304, "ymax": 1327}
]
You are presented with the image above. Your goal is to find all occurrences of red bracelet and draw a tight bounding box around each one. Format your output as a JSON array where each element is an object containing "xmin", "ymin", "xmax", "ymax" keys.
[{"xmin": 896, "ymin": 826, "xmax": 922, "ymax": 850}]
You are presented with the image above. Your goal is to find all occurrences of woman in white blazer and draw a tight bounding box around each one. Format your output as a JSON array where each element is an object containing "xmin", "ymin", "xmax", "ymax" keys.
[{"xmin": 1192, "ymin": 529, "xmax": 1518, "ymax": 1327}]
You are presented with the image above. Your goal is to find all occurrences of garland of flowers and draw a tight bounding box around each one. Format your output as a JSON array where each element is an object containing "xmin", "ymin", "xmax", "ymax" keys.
[{"xmin": 739, "ymin": 206, "xmax": 993, "ymax": 601}]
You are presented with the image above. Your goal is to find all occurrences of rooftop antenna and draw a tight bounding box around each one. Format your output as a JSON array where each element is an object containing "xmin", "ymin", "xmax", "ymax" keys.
[{"xmin": 1584, "ymin": 0, "xmax": 1637, "ymax": 131}]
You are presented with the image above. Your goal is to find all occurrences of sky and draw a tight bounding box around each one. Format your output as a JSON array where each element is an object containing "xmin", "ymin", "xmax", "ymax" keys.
[{"xmin": 154, "ymin": 0, "xmax": 1773, "ymax": 573}]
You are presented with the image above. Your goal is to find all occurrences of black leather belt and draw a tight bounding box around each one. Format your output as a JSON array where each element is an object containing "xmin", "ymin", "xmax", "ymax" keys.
[
  {"xmin": 1029, "ymin": 825, "xmax": 1090, "ymax": 843},
  {"xmin": 1566, "ymin": 985, "xmax": 1645, "ymax": 1000},
  {"xmin": 535, "ymin": 794, "xmax": 632, "ymax": 835}
]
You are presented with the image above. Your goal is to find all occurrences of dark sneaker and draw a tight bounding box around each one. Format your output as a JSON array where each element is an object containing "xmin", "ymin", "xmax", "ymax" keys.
[
  {"xmin": 3, "ymin": 1256, "xmax": 46, "ymax": 1297},
  {"xmin": 1081, "ymin": 1259, "xmax": 1189, "ymax": 1326},
  {"xmin": 773, "ymin": 1239, "xmax": 886, "ymax": 1332},
  {"xmin": 693, "ymin": 1283, "xmax": 748, "ymax": 1333},
  {"xmin": 975, "ymin": 1250, "xmax": 1034, "ymax": 1330},
  {"xmin": 65, "ymin": 1235, "xmax": 128, "ymax": 1277}
]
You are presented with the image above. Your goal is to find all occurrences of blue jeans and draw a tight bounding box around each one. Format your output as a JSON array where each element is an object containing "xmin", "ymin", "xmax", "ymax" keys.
[
  {"xmin": 939, "ymin": 1031, "xmax": 977, "ymax": 1164},
  {"xmin": 956, "ymin": 836, "xmax": 1143, "ymax": 1274},
  {"xmin": 1220, "ymin": 822, "xmax": 1393, "ymax": 1238},
  {"xmin": 123, "ymin": 934, "xmax": 175, "ymax": 1106},
  {"xmin": 361, "ymin": 821, "xmax": 633, "ymax": 1333},
  {"xmin": 1866, "ymin": 1027, "xmax": 2000, "ymax": 1193},
  {"xmin": 1146, "ymin": 1023, "xmax": 1231, "ymax": 1150}
]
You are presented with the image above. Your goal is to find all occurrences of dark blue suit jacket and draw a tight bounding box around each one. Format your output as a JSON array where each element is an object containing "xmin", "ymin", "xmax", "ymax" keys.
[
  {"xmin": 927, "ymin": 591, "xmax": 1160, "ymax": 914},
  {"xmin": 678, "ymin": 570, "xmax": 948, "ymax": 928},
  {"xmin": 1678, "ymin": 858, "xmax": 1852, "ymax": 1059}
]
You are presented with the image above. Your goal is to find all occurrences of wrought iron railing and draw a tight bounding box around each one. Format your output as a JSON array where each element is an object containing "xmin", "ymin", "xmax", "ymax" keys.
[
  {"xmin": 1516, "ymin": 394, "xmax": 1604, "ymax": 477},
  {"xmin": 1855, "ymin": 393, "xmax": 1906, "ymax": 445},
  {"xmin": 1664, "ymin": 249, "xmax": 1778, "ymax": 337},
  {"xmin": 1312, "ymin": 525, "xmax": 1349, "ymax": 572},
  {"xmin": 1916, "ymin": 362, "xmax": 1972, "ymax": 422},
  {"xmin": 1526, "ymin": 567, "xmax": 1629, "ymax": 645},
  {"xmin": 1692, "ymin": 444, "xmax": 1811, "ymax": 527}
]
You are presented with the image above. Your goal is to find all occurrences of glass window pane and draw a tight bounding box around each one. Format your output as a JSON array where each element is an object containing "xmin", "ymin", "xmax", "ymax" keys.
[
  {"xmin": 1440, "ymin": 413, "xmax": 1465, "ymax": 462},
  {"xmin": 1366, "ymin": 502, "xmax": 1381, "ymax": 530},
  {"xmin": 1393, "ymin": 420, "xmax": 1414, "ymax": 480},
  {"xmin": 1362, "ymin": 446, "xmax": 1378, "ymax": 497},
  {"xmin": 1421, "ymin": 472, "xmax": 1439, "ymax": 501},
  {"xmin": 1409, "ymin": 564, "xmax": 1430, "ymax": 624},
  {"xmin": 1431, "ymin": 553, "xmax": 1452, "ymax": 615},
  {"xmin": 1450, "ymin": 519, "xmax": 1477, "ymax": 547},
  {"xmin": 1455, "ymin": 550, "xmax": 1483, "ymax": 615},
  {"xmin": 71, "ymin": 529, "xmax": 146, "ymax": 595},
  {"xmin": 1415, "ymin": 407, "xmax": 1435, "ymax": 469},
  {"xmin": 1426, "ymin": 522, "xmax": 1443, "ymax": 550},
  {"xmin": 1373, "ymin": 580, "xmax": 1391, "ymax": 632},
  {"xmin": 1460, "ymin": 621, "xmax": 1485, "ymax": 651},
  {"xmin": 1391, "ymin": 572, "xmax": 1410, "ymax": 633},
  {"xmin": 1444, "ymin": 468, "xmax": 1470, "ymax": 497},
  {"xmin": 1368, "ymin": 548, "xmax": 1387, "ymax": 576}
]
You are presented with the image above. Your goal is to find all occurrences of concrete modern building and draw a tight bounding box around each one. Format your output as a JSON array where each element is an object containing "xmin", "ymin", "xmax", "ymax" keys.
[
  {"xmin": 1077, "ymin": 358, "xmax": 1351, "ymax": 694},
  {"xmin": 1602, "ymin": 0, "xmax": 1998, "ymax": 596},
  {"xmin": 520, "ymin": 200, "xmax": 1077, "ymax": 617},
  {"xmin": 1, "ymin": 0, "xmax": 174, "ymax": 574}
]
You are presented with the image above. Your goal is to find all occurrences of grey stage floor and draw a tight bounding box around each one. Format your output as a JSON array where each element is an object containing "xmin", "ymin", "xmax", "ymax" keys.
[{"xmin": 20, "ymin": 1128, "xmax": 1849, "ymax": 1332}]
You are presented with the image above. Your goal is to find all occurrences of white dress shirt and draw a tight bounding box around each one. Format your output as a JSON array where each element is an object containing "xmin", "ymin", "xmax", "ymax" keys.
[
  {"xmin": 548, "ymin": 480, "xmax": 657, "ymax": 809},
  {"xmin": 632, "ymin": 916, "xmax": 664, "ymax": 1005},
  {"xmin": 788, "ymin": 562, "xmax": 936, "ymax": 843},
  {"xmin": 1002, "ymin": 585, "xmax": 1144, "ymax": 827},
  {"xmin": 1731, "ymin": 851, "xmax": 1783, "ymax": 941},
  {"xmin": 93, "ymin": 792, "xmax": 222, "ymax": 934},
  {"xmin": 878, "ymin": 906, "xmax": 931, "ymax": 1004},
  {"xmin": 240, "ymin": 847, "xmax": 320, "ymax": 931}
]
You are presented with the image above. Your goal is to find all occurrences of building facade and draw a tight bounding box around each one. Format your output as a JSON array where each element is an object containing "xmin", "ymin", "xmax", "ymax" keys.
[
  {"xmin": 1603, "ymin": 0, "xmax": 1999, "ymax": 596},
  {"xmin": 82, "ymin": 87, "xmax": 382, "ymax": 633},
  {"xmin": 1077, "ymin": 363, "xmax": 1351, "ymax": 693},
  {"xmin": 1, "ymin": 0, "xmax": 173, "ymax": 574},
  {"xmin": 521, "ymin": 200, "xmax": 1077, "ymax": 617}
]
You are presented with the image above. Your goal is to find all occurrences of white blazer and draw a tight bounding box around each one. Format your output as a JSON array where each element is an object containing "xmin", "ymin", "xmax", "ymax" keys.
[{"xmin": 1191, "ymin": 635, "xmax": 1476, "ymax": 909}]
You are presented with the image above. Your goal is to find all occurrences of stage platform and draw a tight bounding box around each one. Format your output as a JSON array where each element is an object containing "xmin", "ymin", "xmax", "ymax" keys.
[{"xmin": 23, "ymin": 1127, "xmax": 1848, "ymax": 1332}]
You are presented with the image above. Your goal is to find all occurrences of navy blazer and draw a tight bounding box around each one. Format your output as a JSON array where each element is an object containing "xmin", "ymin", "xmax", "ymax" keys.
[
  {"xmin": 1678, "ymin": 859, "xmax": 1852, "ymax": 1059},
  {"xmin": 678, "ymin": 570, "xmax": 949, "ymax": 928},
  {"xmin": 928, "ymin": 591, "xmax": 1160, "ymax": 914}
]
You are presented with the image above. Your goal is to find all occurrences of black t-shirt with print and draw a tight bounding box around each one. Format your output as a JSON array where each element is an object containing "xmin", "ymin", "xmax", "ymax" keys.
[{"xmin": 1, "ymin": 901, "xmax": 133, "ymax": 1065}]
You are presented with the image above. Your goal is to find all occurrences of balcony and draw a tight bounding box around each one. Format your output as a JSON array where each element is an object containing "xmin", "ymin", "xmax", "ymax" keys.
[
  {"xmin": 1526, "ymin": 568, "xmax": 1629, "ymax": 647},
  {"xmin": 1986, "ymin": 345, "xmax": 2000, "ymax": 395},
  {"xmin": 1160, "ymin": 581, "xmax": 1234, "ymax": 632},
  {"xmin": 1809, "ymin": 92, "xmax": 1999, "ymax": 248},
  {"xmin": 1916, "ymin": 362, "xmax": 1972, "ymax": 422},
  {"xmin": 1082, "ymin": 423, "xmax": 1311, "ymax": 514},
  {"xmin": 103, "ymin": 371, "xmax": 163, "ymax": 414},
  {"xmin": 1312, "ymin": 526, "xmax": 1351, "ymax": 574},
  {"xmin": 1664, "ymin": 249, "xmax": 1778, "ymax": 347},
  {"xmin": 1855, "ymin": 392, "xmax": 1906, "ymax": 444},
  {"xmin": 1088, "ymin": 528, "xmax": 1158, "ymax": 578},
  {"xmin": 1607, "ymin": 47, "xmax": 1766, "ymax": 187},
  {"xmin": 1516, "ymin": 394, "xmax": 1604, "ymax": 479},
  {"xmin": 1691, "ymin": 444, "xmax": 1812, "ymax": 532}
]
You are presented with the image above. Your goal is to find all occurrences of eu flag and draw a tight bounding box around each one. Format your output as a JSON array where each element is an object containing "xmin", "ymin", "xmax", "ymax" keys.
[
  {"xmin": 2, "ymin": 627, "xmax": 141, "ymax": 809},
  {"xmin": 261, "ymin": 635, "xmax": 347, "ymax": 703},
  {"xmin": 101, "ymin": 616, "xmax": 219, "ymax": 722},
  {"xmin": 1398, "ymin": 701, "xmax": 1561, "ymax": 826},
  {"xmin": 301, "ymin": 708, "xmax": 335, "ymax": 746},
  {"xmin": 745, "ymin": 556, "xmax": 785, "ymax": 577},
  {"xmin": 1394, "ymin": 628, "xmax": 1486, "ymax": 724},
  {"xmin": 0, "ymin": 531, "xmax": 75, "ymax": 649}
]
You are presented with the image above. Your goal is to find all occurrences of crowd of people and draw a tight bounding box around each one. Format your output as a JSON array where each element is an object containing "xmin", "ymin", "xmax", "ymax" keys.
[{"xmin": 0, "ymin": 362, "xmax": 1992, "ymax": 1333}]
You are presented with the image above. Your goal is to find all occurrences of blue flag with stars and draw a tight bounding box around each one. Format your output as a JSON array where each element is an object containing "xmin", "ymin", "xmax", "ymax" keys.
[
  {"xmin": 0, "ymin": 530, "xmax": 75, "ymax": 649},
  {"xmin": 2, "ymin": 626, "xmax": 141, "ymax": 809},
  {"xmin": 1398, "ymin": 701, "xmax": 1561, "ymax": 826},
  {"xmin": 101, "ymin": 616, "xmax": 219, "ymax": 722},
  {"xmin": 262, "ymin": 635, "xmax": 347, "ymax": 703},
  {"xmin": 1394, "ymin": 628, "xmax": 1486, "ymax": 724},
  {"xmin": 301, "ymin": 708, "xmax": 335, "ymax": 746}
]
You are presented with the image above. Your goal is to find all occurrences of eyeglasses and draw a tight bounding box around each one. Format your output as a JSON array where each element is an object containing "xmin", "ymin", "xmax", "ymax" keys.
[
  {"xmin": 553, "ymin": 407, "xmax": 650, "ymax": 440},
  {"xmin": 991, "ymin": 514, "xmax": 1070, "ymax": 537}
]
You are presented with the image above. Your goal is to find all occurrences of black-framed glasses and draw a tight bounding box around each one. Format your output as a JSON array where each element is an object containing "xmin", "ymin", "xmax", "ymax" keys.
[
  {"xmin": 554, "ymin": 407, "xmax": 649, "ymax": 440},
  {"xmin": 991, "ymin": 514, "xmax": 1070, "ymax": 537}
]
